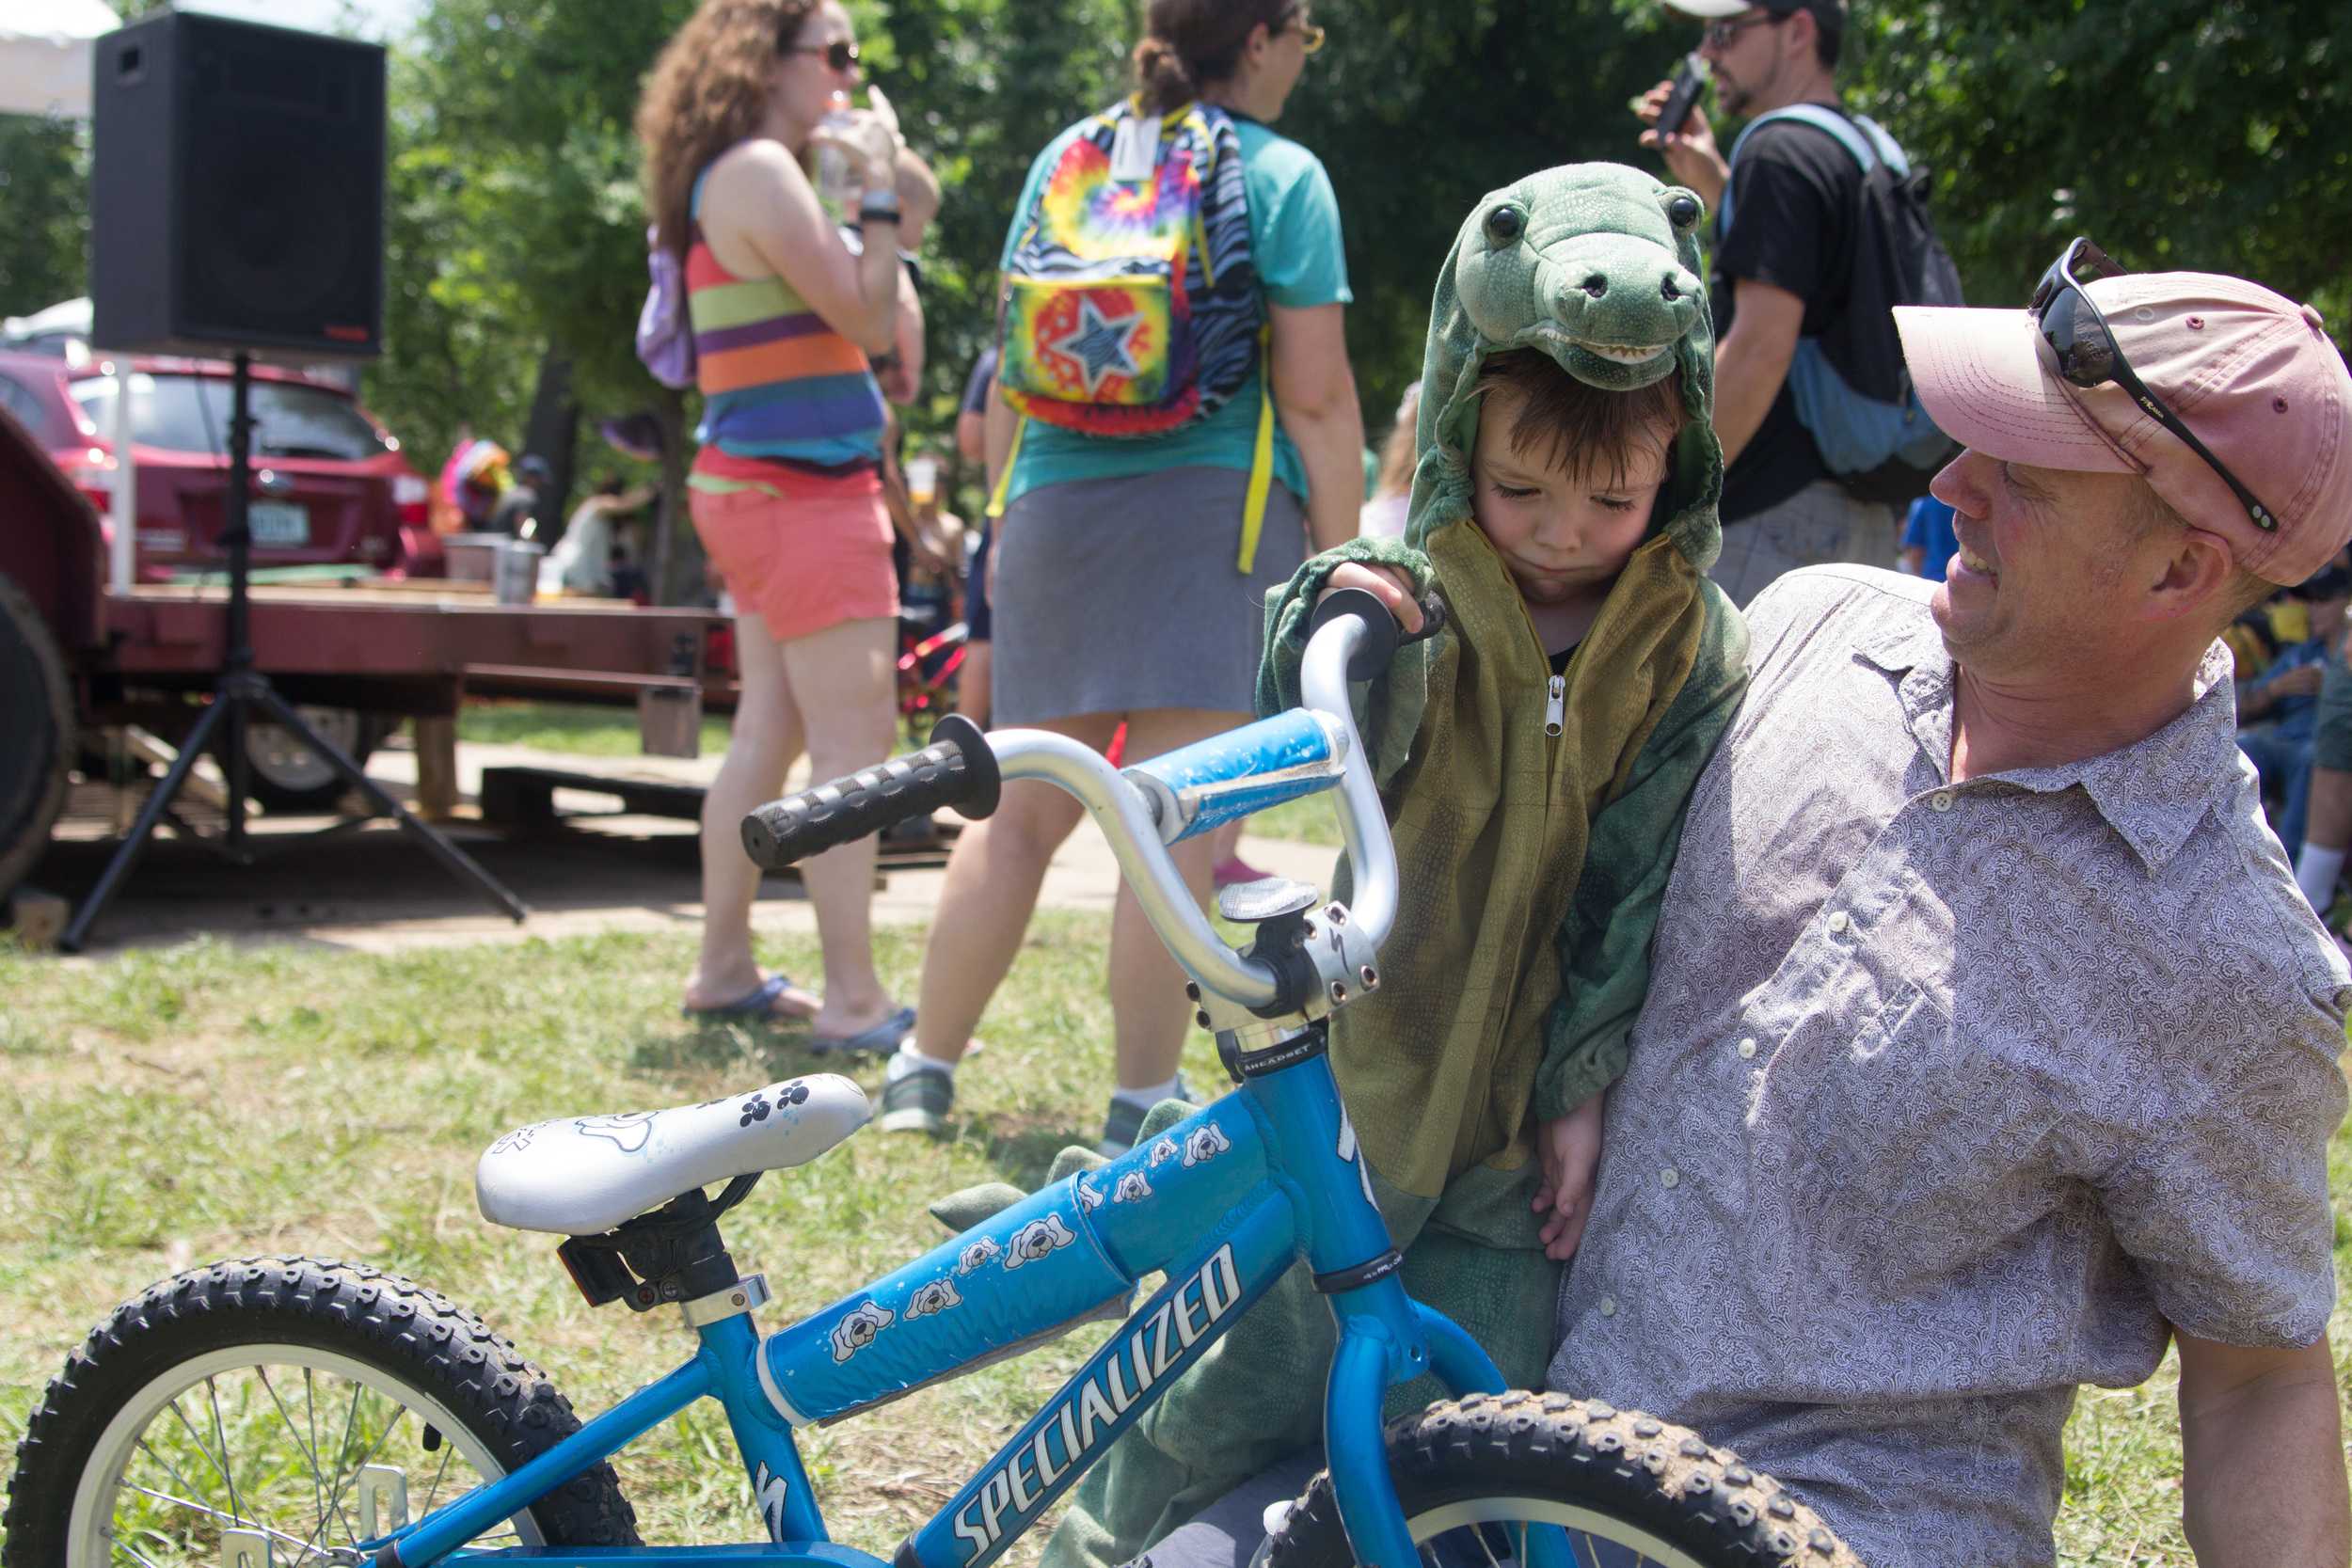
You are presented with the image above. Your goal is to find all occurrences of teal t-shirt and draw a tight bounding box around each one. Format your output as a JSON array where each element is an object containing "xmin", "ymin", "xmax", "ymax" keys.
[{"xmin": 996, "ymin": 115, "xmax": 1353, "ymax": 508}]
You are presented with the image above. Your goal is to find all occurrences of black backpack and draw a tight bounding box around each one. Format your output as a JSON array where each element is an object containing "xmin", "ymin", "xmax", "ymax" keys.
[{"xmin": 1721, "ymin": 104, "xmax": 1964, "ymax": 502}]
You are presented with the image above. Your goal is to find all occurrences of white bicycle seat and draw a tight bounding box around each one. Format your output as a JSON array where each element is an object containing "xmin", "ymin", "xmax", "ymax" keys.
[{"xmin": 475, "ymin": 1074, "xmax": 870, "ymax": 1235}]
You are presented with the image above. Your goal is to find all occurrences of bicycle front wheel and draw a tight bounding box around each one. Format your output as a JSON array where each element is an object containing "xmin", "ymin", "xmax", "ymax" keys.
[
  {"xmin": 1264, "ymin": 1391, "xmax": 1862, "ymax": 1568},
  {"xmin": 3, "ymin": 1256, "xmax": 639, "ymax": 1568}
]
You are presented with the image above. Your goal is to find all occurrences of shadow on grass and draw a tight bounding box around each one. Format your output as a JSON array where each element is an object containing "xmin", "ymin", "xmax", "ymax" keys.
[
  {"xmin": 627, "ymin": 1019, "xmax": 839, "ymax": 1079},
  {"xmin": 978, "ymin": 1119, "xmax": 1094, "ymax": 1191}
]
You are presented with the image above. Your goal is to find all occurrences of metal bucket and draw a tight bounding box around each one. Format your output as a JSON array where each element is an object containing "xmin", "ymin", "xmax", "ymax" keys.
[{"xmin": 496, "ymin": 541, "xmax": 545, "ymax": 605}]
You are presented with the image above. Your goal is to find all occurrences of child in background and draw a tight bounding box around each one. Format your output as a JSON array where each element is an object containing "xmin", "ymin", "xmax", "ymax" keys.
[{"xmin": 1044, "ymin": 162, "xmax": 1749, "ymax": 1568}]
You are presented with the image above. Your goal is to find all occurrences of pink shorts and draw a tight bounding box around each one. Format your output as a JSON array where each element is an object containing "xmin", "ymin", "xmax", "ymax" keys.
[{"xmin": 689, "ymin": 467, "xmax": 898, "ymax": 642}]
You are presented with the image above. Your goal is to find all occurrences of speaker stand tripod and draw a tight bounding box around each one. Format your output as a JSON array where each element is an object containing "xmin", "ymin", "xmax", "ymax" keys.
[{"xmin": 60, "ymin": 353, "xmax": 527, "ymax": 953}]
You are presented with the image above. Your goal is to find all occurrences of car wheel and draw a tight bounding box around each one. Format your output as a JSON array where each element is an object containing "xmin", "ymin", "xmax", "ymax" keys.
[
  {"xmin": 217, "ymin": 704, "xmax": 380, "ymax": 814},
  {"xmin": 0, "ymin": 576, "xmax": 74, "ymax": 900}
]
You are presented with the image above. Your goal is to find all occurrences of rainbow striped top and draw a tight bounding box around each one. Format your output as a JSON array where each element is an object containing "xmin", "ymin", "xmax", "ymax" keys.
[{"xmin": 688, "ymin": 176, "xmax": 885, "ymax": 470}]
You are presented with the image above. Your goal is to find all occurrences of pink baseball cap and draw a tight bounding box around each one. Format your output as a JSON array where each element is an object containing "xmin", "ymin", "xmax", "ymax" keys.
[{"xmin": 1895, "ymin": 270, "xmax": 2352, "ymax": 584}]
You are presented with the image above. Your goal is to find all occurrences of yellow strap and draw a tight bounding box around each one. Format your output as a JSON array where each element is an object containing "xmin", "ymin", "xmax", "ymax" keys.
[
  {"xmin": 1237, "ymin": 325, "xmax": 1275, "ymax": 575},
  {"xmin": 987, "ymin": 415, "xmax": 1026, "ymax": 520}
]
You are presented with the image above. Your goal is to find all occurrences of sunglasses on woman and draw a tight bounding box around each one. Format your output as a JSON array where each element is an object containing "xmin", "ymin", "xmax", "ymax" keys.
[
  {"xmin": 786, "ymin": 39, "xmax": 860, "ymax": 72},
  {"xmin": 2031, "ymin": 236, "xmax": 2278, "ymax": 533},
  {"xmin": 1277, "ymin": 8, "xmax": 1326, "ymax": 53}
]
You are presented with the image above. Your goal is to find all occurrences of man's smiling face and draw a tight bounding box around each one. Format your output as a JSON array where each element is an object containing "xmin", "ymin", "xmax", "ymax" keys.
[{"xmin": 1927, "ymin": 448, "xmax": 2179, "ymax": 681}]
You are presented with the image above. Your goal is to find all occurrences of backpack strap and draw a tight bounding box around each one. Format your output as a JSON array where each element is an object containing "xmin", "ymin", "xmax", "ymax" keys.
[
  {"xmin": 985, "ymin": 416, "xmax": 1026, "ymax": 520},
  {"xmin": 1719, "ymin": 103, "xmax": 1907, "ymax": 232},
  {"xmin": 1236, "ymin": 325, "xmax": 1275, "ymax": 573}
]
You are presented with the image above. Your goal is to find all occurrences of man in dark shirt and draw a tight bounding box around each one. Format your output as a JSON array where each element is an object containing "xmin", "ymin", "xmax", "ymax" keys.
[{"xmin": 1636, "ymin": 0, "xmax": 1899, "ymax": 604}]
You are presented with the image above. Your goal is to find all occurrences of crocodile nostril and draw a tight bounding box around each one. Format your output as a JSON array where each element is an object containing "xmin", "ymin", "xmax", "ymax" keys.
[
  {"xmin": 1661, "ymin": 276, "xmax": 1681, "ymax": 302},
  {"xmin": 1581, "ymin": 275, "xmax": 1609, "ymax": 300}
]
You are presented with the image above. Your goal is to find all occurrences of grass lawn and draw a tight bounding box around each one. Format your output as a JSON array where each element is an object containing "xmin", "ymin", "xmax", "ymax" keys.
[
  {"xmin": 1, "ymin": 919, "xmax": 2346, "ymax": 1564},
  {"xmin": 459, "ymin": 699, "xmax": 738, "ymax": 759}
]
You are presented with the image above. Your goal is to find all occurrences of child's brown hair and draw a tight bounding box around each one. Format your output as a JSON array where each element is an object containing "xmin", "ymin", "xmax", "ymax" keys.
[{"xmin": 1473, "ymin": 348, "xmax": 1685, "ymax": 490}]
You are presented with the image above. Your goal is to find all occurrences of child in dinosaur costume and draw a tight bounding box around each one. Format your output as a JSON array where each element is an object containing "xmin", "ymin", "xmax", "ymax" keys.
[{"xmin": 1038, "ymin": 161, "xmax": 1750, "ymax": 1568}]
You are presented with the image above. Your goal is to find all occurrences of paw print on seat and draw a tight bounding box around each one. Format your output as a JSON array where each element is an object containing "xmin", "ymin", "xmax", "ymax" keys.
[
  {"xmin": 782, "ymin": 1081, "xmax": 811, "ymax": 1107},
  {"xmin": 740, "ymin": 1094, "xmax": 771, "ymax": 1128}
]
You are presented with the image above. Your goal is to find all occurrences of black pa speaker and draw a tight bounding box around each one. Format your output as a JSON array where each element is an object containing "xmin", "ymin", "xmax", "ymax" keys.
[{"xmin": 90, "ymin": 11, "xmax": 385, "ymax": 361}]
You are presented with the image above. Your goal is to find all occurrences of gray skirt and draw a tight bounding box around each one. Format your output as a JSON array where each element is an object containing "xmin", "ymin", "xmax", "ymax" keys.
[{"xmin": 991, "ymin": 467, "xmax": 1310, "ymax": 726}]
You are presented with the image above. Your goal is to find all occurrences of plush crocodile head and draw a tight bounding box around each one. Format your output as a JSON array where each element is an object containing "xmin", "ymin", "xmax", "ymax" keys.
[
  {"xmin": 1454, "ymin": 165, "xmax": 1707, "ymax": 391},
  {"xmin": 1410, "ymin": 161, "xmax": 1724, "ymax": 568}
]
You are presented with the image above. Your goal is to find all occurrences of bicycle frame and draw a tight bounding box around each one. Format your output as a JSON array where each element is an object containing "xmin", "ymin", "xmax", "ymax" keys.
[
  {"xmin": 373, "ymin": 1046, "xmax": 1507, "ymax": 1568},
  {"xmin": 368, "ymin": 603, "xmax": 1573, "ymax": 1568}
]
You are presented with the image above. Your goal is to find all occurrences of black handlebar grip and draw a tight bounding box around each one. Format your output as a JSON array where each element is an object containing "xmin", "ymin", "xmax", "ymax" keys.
[
  {"xmin": 1307, "ymin": 586, "xmax": 1450, "ymax": 680},
  {"xmin": 740, "ymin": 715, "xmax": 1001, "ymax": 869}
]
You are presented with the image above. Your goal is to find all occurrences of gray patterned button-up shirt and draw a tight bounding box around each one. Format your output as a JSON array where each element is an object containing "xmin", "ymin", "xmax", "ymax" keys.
[{"xmin": 1548, "ymin": 567, "xmax": 2349, "ymax": 1568}]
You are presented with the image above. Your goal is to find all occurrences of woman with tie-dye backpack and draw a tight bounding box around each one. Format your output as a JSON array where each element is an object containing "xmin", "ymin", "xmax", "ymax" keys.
[{"xmin": 886, "ymin": 0, "xmax": 1363, "ymax": 1153}]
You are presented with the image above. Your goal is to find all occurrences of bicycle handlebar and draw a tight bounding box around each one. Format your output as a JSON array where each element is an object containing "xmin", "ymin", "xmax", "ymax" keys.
[
  {"xmin": 739, "ymin": 716, "xmax": 1000, "ymax": 869},
  {"xmin": 740, "ymin": 593, "xmax": 1442, "ymax": 1013}
]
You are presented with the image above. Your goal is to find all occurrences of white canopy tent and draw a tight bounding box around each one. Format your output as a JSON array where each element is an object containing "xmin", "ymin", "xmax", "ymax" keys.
[{"xmin": 0, "ymin": 0, "xmax": 119, "ymax": 119}]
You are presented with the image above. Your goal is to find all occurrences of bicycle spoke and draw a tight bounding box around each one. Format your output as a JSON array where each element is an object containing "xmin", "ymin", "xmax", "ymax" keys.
[
  {"xmin": 299, "ymin": 1375, "xmax": 370, "ymax": 1559},
  {"xmin": 307, "ymin": 1395, "xmax": 408, "ymax": 1556},
  {"xmin": 129, "ymin": 1436, "xmax": 205, "ymax": 1522},
  {"xmin": 204, "ymin": 1374, "xmax": 249, "ymax": 1525},
  {"xmin": 420, "ymin": 1440, "xmax": 456, "ymax": 1515},
  {"xmin": 163, "ymin": 1397, "xmax": 242, "ymax": 1523},
  {"xmin": 257, "ymin": 1365, "xmax": 333, "ymax": 1528},
  {"xmin": 121, "ymin": 1482, "xmax": 328, "ymax": 1558},
  {"xmin": 112, "ymin": 1539, "xmax": 167, "ymax": 1568}
]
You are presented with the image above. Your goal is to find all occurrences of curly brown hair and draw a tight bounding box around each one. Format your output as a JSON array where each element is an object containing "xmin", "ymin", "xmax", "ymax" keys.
[{"xmin": 637, "ymin": 0, "xmax": 820, "ymax": 255}]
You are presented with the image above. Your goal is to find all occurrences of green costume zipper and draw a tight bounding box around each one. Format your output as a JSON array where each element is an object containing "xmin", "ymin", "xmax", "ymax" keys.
[{"xmin": 1545, "ymin": 674, "xmax": 1566, "ymax": 737}]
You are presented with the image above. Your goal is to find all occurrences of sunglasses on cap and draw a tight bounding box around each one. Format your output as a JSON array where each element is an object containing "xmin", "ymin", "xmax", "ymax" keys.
[
  {"xmin": 2031, "ymin": 236, "xmax": 2279, "ymax": 533},
  {"xmin": 786, "ymin": 39, "xmax": 860, "ymax": 72}
]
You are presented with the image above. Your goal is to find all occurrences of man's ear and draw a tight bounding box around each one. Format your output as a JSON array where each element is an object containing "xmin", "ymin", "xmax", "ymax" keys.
[
  {"xmin": 2145, "ymin": 529, "xmax": 2236, "ymax": 625},
  {"xmin": 1780, "ymin": 8, "xmax": 1818, "ymax": 63}
]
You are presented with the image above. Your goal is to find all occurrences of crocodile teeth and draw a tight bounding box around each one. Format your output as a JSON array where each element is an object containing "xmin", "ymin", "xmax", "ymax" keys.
[{"xmin": 1576, "ymin": 341, "xmax": 1672, "ymax": 365}]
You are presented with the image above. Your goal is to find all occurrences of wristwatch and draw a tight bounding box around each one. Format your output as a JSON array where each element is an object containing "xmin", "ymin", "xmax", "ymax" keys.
[{"xmin": 858, "ymin": 194, "xmax": 903, "ymax": 227}]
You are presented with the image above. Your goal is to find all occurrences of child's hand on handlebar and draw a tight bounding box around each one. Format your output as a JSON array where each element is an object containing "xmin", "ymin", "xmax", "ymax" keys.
[{"xmin": 1318, "ymin": 562, "xmax": 1422, "ymax": 634}]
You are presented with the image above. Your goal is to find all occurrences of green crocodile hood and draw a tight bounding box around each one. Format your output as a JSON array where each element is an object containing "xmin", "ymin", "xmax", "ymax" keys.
[{"xmin": 1406, "ymin": 161, "xmax": 1723, "ymax": 572}]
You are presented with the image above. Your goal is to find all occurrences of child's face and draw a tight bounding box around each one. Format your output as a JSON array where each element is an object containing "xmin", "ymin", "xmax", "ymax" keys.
[{"xmin": 1470, "ymin": 382, "xmax": 1674, "ymax": 607}]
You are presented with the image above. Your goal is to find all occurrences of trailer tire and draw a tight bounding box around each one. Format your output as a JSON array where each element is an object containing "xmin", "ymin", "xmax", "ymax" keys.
[{"xmin": 0, "ymin": 576, "xmax": 72, "ymax": 901}]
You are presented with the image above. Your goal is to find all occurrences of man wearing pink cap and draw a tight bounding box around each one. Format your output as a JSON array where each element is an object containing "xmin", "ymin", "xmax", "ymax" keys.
[{"xmin": 1549, "ymin": 245, "xmax": 2351, "ymax": 1566}]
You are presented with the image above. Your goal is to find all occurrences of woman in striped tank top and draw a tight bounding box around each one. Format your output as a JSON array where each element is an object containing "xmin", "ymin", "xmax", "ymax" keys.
[{"xmin": 639, "ymin": 0, "xmax": 918, "ymax": 1051}]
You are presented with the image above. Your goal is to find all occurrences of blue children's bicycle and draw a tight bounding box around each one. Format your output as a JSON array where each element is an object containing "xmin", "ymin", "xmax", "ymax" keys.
[{"xmin": 5, "ymin": 594, "xmax": 1857, "ymax": 1568}]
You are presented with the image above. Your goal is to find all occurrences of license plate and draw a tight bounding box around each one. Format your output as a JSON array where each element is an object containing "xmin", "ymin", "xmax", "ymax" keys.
[{"xmin": 247, "ymin": 499, "xmax": 309, "ymax": 546}]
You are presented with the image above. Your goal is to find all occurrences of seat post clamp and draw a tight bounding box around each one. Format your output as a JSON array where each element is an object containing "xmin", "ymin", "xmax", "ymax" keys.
[{"xmin": 680, "ymin": 1272, "xmax": 771, "ymax": 1330}]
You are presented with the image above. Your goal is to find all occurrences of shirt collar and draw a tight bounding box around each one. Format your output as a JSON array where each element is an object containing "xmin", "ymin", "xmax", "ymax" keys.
[{"xmin": 1854, "ymin": 613, "xmax": 2242, "ymax": 873}]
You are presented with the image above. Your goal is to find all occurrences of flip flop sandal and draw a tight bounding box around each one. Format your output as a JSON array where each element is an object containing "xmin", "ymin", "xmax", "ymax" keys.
[
  {"xmin": 682, "ymin": 974, "xmax": 818, "ymax": 1024},
  {"xmin": 810, "ymin": 1005, "xmax": 916, "ymax": 1058}
]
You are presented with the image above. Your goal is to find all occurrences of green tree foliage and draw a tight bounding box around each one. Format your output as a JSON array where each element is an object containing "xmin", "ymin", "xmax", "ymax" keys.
[
  {"xmin": 0, "ymin": 118, "xmax": 88, "ymax": 322},
  {"xmin": 1838, "ymin": 0, "xmax": 2351, "ymax": 338},
  {"xmin": 1283, "ymin": 1, "xmax": 1689, "ymax": 431}
]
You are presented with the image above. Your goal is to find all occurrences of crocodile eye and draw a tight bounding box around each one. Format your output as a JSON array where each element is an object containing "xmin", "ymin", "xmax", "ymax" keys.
[
  {"xmin": 1665, "ymin": 192, "xmax": 1703, "ymax": 230},
  {"xmin": 1484, "ymin": 204, "xmax": 1526, "ymax": 246}
]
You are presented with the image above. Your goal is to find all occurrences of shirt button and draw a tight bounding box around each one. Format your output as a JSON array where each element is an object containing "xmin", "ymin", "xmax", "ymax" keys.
[
  {"xmin": 1931, "ymin": 790, "xmax": 1955, "ymax": 812},
  {"xmin": 1826, "ymin": 911, "xmax": 1851, "ymax": 934},
  {"xmin": 1661, "ymin": 1167, "xmax": 1679, "ymax": 1189},
  {"xmin": 1737, "ymin": 1037, "xmax": 1758, "ymax": 1059},
  {"xmin": 1597, "ymin": 1296, "xmax": 1617, "ymax": 1318}
]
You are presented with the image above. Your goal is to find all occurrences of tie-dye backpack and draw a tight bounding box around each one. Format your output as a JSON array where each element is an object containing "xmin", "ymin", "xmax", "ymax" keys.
[{"xmin": 996, "ymin": 99, "xmax": 1263, "ymax": 441}]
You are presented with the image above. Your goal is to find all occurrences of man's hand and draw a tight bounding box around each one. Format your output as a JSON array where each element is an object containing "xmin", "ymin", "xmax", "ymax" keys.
[
  {"xmin": 1531, "ymin": 1094, "xmax": 1605, "ymax": 1261},
  {"xmin": 1316, "ymin": 562, "xmax": 1422, "ymax": 633},
  {"xmin": 1632, "ymin": 78, "xmax": 1728, "ymax": 214}
]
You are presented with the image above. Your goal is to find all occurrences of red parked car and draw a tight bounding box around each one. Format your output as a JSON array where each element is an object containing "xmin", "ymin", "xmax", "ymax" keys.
[{"xmin": 0, "ymin": 349, "xmax": 438, "ymax": 578}]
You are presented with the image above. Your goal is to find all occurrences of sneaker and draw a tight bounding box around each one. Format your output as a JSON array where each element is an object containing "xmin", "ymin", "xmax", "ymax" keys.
[
  {"xmin": 879, "ymin": 1066, "xmax": 954, "ymax": 1135},
  {"xmin": 1097, "ymin": 1074, "xmax": 1195, "ymax": 1157}
]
